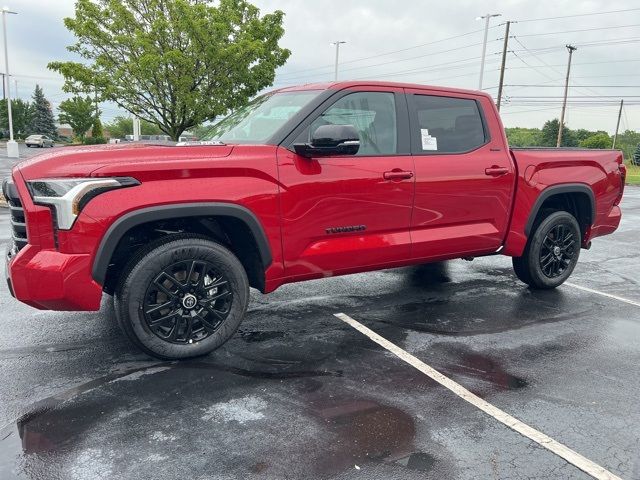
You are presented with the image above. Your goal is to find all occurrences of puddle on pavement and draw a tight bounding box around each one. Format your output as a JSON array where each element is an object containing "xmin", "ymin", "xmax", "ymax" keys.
[
  {"xmin": 0, "ymin": 357, "xmax": 443, "ymax": 479},
  {"xmin": 436, "ymin": 346, "xmax": 529, "ymax": 393},
  {"xmin": 306, "ymin": 396, "xmax": 439, "ymax": 477}
]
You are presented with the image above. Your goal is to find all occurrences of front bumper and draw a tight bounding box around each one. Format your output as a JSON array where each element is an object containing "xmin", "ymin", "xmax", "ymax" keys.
[{"xmin": 6, "ymin": 243, "xmax": 103, "ymax": 311}]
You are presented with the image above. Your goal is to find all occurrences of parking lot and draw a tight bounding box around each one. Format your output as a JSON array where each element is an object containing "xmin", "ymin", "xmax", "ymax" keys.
[{"xmin": 0, "ymin": 157, "xmax": 638, "ymax": 478}]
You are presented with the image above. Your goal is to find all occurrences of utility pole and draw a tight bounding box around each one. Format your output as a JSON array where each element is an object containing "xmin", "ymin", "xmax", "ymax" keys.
[
  {"xmin": 332, "ymin": 41, "xmax": 346, "ymax": 81},
  {"xmin": 557, "ymin": 44, "xmax": 577, "ymax": 148},
  {"xmin": 2, "ymin": 7, "xmax": 18, "ymax": 159},
  {"xmin": 496, "ymin": 20, "xmax": 511, "ymax": 111},
  {"xmin": 1, "ymin": 73, "xmax": 4, "ymax": 100},
  {"xmin": 477, "ymin": 13, "xmax": 501, "ymax": 90},
  {"xmin": 612, "ymin": 99, "xmax": 624, "ymax": 149}
]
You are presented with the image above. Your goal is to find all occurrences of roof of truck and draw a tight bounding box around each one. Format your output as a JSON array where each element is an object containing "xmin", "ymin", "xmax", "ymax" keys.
[{"xmin": 272, "ymin": 81, "xmax": 494, "ymax": 101}]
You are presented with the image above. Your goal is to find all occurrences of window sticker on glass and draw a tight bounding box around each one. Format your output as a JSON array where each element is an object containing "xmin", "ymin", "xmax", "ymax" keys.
[{"xmin": 421, "ymin": 128, "xmax": 438, "ymax": 151}]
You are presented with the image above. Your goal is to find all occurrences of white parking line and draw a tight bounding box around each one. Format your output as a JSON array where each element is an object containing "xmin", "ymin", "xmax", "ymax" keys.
[
  {"xmin": 334, "ymin": 312, "xmax": 622, "ymax": 480},
  {"xmin": 565, "ymin": 282, "xmax": 640, "ymax": 308}
]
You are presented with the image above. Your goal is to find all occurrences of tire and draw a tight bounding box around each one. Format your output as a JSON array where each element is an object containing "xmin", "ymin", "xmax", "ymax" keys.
[
  {"xmin": 114, "ymin": 234, "xmax": 249, "ymax": 359},
  {"xmin": 512, "ymin": 210, "xmax": 581, "ymax": 289}
]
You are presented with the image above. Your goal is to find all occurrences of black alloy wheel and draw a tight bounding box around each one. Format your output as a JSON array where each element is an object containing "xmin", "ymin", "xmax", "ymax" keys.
[
  {"xmin": 538, "ymin": 223, "xmax": 577, "ymax": 278},
  {"xmin": 114, "ymin": 235, "xmax": 249, "ymax": 359},
  {"xmin": 512, "ymin": 210, "xmax": 581, "ymax": 289},
  {"xmin": 142, "ymin": 260, "xmax": 232, "ymax": 344}
]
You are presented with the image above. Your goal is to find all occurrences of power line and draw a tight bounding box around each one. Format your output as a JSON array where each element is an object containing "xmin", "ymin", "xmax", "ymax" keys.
[
  {"xmin": 275, "ymin": 25, "xmax": 503, "ymax": 79},
  {"xmin": 276, "ymin": 39, "xmax": 498, "ymax": 82},
  {"xmin": 510, "ymin": 36, "xmax": 640, "ymax": 54},
  {"xmin": 506, "ymin": 58, "xmax": 640, "ymax": 69},
  {"xmin": 515, "ymin": 7, "xmax": 640, "ymax": 23},
  {"xmin": 511, "ymin": 37, "xmax": 600, "ymax": 97},
  {"xmin": 513, "ymin": 24, "xmax": 640, "ymax": 38}
]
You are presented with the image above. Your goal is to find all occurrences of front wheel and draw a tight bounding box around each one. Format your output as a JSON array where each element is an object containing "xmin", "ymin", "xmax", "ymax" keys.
[
  {"xmin": 114, "ymin": 235, "xmax": 249, "ymax": 359},
  {"xmin": 512, "ymin": 211, "xmax": 581, "ymax": 289}
]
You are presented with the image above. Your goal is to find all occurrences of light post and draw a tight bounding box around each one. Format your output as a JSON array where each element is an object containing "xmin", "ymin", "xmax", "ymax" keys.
[
  {"xmin": 332, "ymin": 41, "xmax": 346, "ymax": 81},
  {"xmin": 2, "ymin": 6, "xmax": 18, "ymax": 158},
  {"xmin": 476, "ymin": 13, "xmax": 501, "ymax": 90}
]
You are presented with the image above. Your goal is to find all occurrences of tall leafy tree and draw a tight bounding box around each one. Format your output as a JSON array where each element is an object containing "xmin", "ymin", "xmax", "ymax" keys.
[
  {"xmin": 58, "ymin": 96, "xmax": 97, "ymax": 140},
  {"xmin": 29, "ymin": 85, "xmax": 57, "ymax": 137},
  {"xmin": 0, "ymin": 99, "xmax": 33, "ymax": 138},
  {"xmin": 49, "ymin": 0, "xmax": 290, "ymax": 141}
]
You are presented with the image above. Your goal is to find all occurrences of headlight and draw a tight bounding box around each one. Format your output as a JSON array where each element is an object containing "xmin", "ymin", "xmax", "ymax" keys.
[{"xmin": 27, "ymin": 177, "xmax": 139, "ymax": 230}]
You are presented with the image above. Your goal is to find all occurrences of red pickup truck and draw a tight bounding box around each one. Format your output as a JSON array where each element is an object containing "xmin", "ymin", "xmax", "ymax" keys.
[{"xmin": 4, "ymin": 81, "xmax": 625, "ymax": 359}]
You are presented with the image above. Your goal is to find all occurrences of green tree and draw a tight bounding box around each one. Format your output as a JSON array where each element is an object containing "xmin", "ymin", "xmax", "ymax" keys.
[
  {"xmin": 614, "ymin": 130, "xmax": 640, "ymax": 162},
  {"xmin": 0, "ymin": 99, "xmax": 33, "ymax": 138},
  {"xmin": 48, "ymin": 0, "xmax": 290, "ymax": 141},
  {"xmin": 505, "ymin": 127, "xmax": 543, "ymax": 147},
  {"xmin": 105, "ymin": 115, "xmax": 163, "ymax": 139},
  {"xmin": 580, "ymin": 133, "xmax": 611, "ymax": 149},
  {"xmin": 58, "ymin": 96, "xmax": 96, "ymax": 140},
  {"xmin": 540, "ymin": 119, "xmax": 577, "ymax": 147},
  {"xmin": 91, "ymin": 117, "xmax": 104, "ymax": 138},
  {"xmin": 633, "ymin": 143, "xmax": 640, "ymax": 166},
  {"xmin": 29, "ymin": 85, "xmax": 57, "ymax": 138}
]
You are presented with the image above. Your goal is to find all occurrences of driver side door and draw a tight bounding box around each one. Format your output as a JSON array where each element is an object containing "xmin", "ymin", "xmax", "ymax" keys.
[{"xmin": 276, "ymin": 87, "xmax": 415, "ymax": 281}]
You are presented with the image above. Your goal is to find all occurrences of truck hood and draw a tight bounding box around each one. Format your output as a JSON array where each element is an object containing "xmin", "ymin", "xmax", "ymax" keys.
[{"xmin": 16, "ymin": 143, "xmax": 235, "ymax": 181}]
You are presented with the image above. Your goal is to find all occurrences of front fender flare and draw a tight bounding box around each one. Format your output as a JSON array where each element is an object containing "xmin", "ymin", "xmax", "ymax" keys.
[{"xmin": 91, "ymin": 203, "xmax": 273, "ymax": 286}]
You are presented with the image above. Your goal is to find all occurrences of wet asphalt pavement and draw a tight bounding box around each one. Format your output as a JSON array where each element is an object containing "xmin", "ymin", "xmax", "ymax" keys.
[{"xmin": 0, "ymin": 153, "xmax": 639, "ymax": 478}]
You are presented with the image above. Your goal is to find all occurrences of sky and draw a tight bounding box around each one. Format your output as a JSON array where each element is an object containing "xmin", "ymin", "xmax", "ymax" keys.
[{"xmin": 5, "ymin": 0, "xmax": 640, "ymax": 133}]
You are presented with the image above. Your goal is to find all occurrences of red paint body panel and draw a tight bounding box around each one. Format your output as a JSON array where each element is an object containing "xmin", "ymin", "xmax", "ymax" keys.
[
  {"xmin": 405, "ymin": 88, "xmax": 516, "ymax": 261},
  {"xmin": 4, "ymin": 81, "xmax": 624, "ymax": 311}
]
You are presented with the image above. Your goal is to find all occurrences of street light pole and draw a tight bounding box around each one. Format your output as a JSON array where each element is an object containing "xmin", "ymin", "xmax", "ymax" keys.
[
  {"xmin": 332, "ymin": 41, "xmax": 346, "ymax": 81},
  {"xmin": 477, "ymin": 13, "xmax": 501, "ymax": 90},
  {"xmin": 1, "ymin": 6, "xmax": 18, "ymax": 158}
]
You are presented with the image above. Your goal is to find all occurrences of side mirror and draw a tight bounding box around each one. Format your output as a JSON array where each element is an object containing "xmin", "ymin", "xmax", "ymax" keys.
[{"xmin": 293, "ymin": 124, "xmax": 360, "ymax": 158}]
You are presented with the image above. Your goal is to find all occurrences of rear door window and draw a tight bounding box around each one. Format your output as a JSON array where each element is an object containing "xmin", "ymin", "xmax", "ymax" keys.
[{"xmin": 408, "ymin": 95, "xmax": 488, "ymax": 154}]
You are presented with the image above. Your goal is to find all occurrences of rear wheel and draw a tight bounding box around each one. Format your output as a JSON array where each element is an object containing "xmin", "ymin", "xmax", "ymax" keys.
[
  {"xmin": 114, "ymin": 235, "xmax": 249, "ymax": 359},
  {"xmin": 512, "ymin": 210, "xmax": 581, "ymax": 289}
]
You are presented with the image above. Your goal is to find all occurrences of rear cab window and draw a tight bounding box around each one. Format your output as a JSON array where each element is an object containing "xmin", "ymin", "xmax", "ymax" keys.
[{"xmin": 407, "ymin": 94, "xmax": 489, "ymax": 154}]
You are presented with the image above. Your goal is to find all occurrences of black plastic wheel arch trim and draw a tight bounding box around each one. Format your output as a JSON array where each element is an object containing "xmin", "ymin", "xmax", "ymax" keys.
[
  {"xmin": 91, "ymin": 203, "xmax": 273, "ymax": 286},
  {"xmin": 524, "ymin": 184, "xmax": 596, "ymax": 236}
]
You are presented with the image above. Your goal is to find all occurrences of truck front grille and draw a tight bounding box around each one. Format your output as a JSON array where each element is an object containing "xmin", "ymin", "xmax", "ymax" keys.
[{"xmin": 2, "ymin": 179, "xmax": 28, "ymax": 252}]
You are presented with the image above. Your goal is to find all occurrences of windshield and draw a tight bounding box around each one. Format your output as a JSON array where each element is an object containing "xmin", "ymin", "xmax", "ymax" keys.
[{"xmin": 202, "ymin": 91, "xmax": 321, "ymax": 144}]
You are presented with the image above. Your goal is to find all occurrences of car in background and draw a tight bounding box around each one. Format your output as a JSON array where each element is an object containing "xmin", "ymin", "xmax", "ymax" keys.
[{"xmin": 25, "ymin": 135, "xmax": 55, "ymax": 148}]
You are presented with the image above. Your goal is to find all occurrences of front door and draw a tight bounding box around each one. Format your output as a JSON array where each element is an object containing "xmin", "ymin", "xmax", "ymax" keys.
[
  {"xmin": 406, "ymin": 90, "xmax": 515, "ymax": 261},
  {"xmin": 277, "ymin": 88, "xmax": 415, "ymax": 280}
]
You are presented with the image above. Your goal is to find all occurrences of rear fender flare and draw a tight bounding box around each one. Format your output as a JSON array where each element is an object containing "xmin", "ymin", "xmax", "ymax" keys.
[{"xmin": 524, "ymin": 183, "xmax": 595, "ymax": 236}]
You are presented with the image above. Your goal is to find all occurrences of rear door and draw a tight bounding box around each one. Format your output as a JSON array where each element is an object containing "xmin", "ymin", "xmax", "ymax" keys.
[
  {"xmin": 277, "ymin": 87, "xmax": 415, "ymax": 279},
  {"xmin": 406, "ymin": 89, "xmax": 515, "ymax": 260}
]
